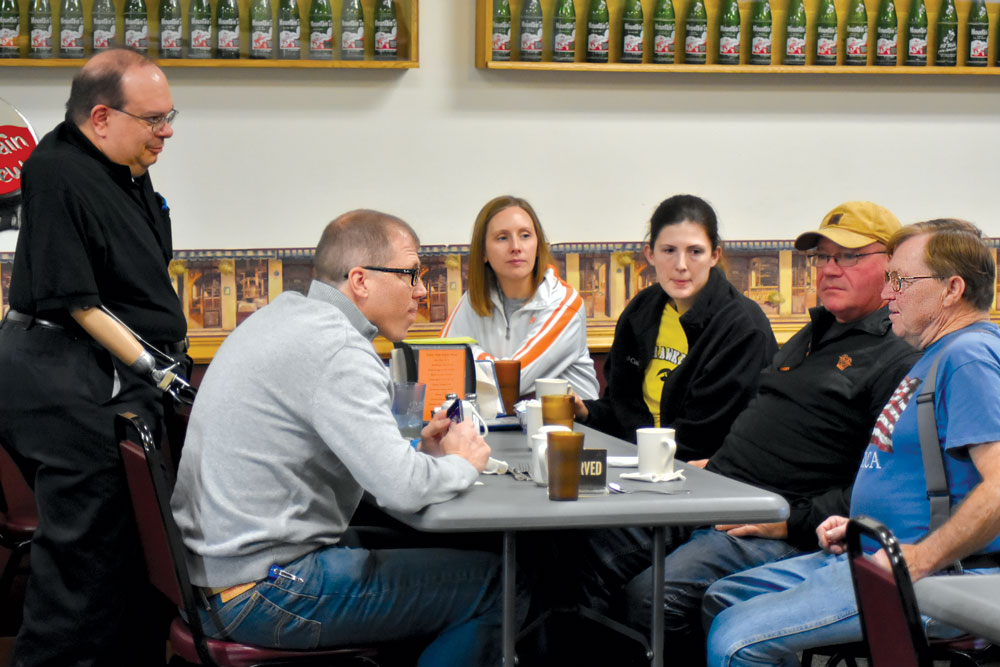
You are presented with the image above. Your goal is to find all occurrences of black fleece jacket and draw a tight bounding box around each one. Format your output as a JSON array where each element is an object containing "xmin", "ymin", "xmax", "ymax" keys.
[{"xmin": 583, "ymin": 266, "xmax": 778, "ymax": 460}]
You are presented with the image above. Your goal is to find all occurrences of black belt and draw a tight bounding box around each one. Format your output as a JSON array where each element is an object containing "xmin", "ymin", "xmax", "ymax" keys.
[
  {"xmin": 959, "ymin": 552, "xmax": 1000, "ymax": 570},
  {"xmin": 5, "ymin": 309, "xmax": 188, "ymax": 355},
  {"xmin": 5, "ymin": 309, "xmax": 67, "ymax": 330},
  {"xmin": 160, "ymin": 339, "xmax": 189, "ymax": 355}
]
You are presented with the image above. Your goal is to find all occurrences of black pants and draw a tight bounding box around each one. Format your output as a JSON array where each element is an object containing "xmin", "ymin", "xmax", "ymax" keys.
[{"xmin": 0, "ymin": 320, "xmax": 168, "ymax": 667}]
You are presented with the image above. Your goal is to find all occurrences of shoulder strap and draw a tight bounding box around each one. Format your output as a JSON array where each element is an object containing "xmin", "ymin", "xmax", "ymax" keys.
[{"xmin": 916, "ymin": 336, "xmax": 959, "ymax": 533}]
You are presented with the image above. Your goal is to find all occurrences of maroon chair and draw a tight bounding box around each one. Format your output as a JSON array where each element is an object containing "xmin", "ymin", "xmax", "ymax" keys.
[
  {"xmin": 802, "ymin": 516, "xmax": 988, "ymax": 667},
  {"xmin": 115, "ymin": 412, "xmax": 381, "ymax": 666},
  {"xmin": 0, "ymin": 444, "xmax": 38, "ymax": 605}
]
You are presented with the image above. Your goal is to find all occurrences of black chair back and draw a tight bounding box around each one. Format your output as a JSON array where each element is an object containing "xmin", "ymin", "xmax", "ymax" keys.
[
  {"xmin": 115, "ymin": 411, "xmax": 216, "ymax": 666},
  {"xmin": 846, "ymin": 516, "xmax": 930, "ymax": 667}
]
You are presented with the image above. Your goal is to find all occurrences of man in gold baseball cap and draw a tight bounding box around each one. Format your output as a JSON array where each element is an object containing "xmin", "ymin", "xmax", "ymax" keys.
[
  {"xmin": 793, "ymin": 201, "xmax": 902, "ymax": 323},
  {"xmin": 794, "ymin": 201, "xmax": 901, "ymax": 251}
]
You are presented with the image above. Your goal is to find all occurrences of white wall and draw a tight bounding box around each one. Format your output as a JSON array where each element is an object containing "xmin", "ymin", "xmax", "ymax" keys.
[{"xmin": 2, "ymin": 0, "xmax": 999, "ymax": 254}]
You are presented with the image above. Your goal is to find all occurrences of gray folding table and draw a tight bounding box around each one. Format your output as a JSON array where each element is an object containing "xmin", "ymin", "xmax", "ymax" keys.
[
  {"xmin": 914, "ymin": 574, "xmax": 1000, "ymax": 644},
  {"xmin": 387, "ymin": 424, "xmax": 789, "ymax": 667}
]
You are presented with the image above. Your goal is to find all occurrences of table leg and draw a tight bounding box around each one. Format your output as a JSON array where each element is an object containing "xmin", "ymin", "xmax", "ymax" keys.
[
  {"xmin": 503, "ymin": 530, "xmax": 516, "ymax": 667},
  {"xmin": 651, "ymin": 527, "xmax": 665, "ymax": 667}
]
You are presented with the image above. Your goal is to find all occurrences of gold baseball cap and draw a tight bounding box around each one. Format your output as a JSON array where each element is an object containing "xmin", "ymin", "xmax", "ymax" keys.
[{"xmin": 794, "ymin": 201, "xmax": 902, "ymax": 251}]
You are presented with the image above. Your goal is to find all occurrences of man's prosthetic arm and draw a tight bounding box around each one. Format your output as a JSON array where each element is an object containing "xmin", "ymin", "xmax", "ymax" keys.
[{"xmin": 70, "ymin": 305, "xmax": 196, "ymax": 405}]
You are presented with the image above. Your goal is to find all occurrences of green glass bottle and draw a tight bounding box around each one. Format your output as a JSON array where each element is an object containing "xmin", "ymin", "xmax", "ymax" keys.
[
  {"xmin": 815, "ymin": 0, "xmax": 838, "ymax": 64},
  {"xmin": 29, "ymin": 0, "xmax": 53, "ymax": 57},
  {"xmin": 844, "ymin": 0, "xmax": 868, "ymax": 65},
  {"xmin": 935, "ymin": 0, "xmax": 956, "ymax": 65},
  {"xmin": 340, "ymin": 0, "xmax": 363, "ymax": 60},
  {"xmin": 622, "ymin": 0, "xmax": 644, "ymax": 63},
  {"xmin": 781, "ymin": 0, "xmax": 806, "ymax": 65},
  {"xmin": 59, "ymin": 0, "xmax": 84, "ymax": 57},
  {"xmin": 158, "ymin": 0, "xmax": 182, "ymax": 57},
  {"xmin": 519, "ymin": 0, "xmax": 542, "ymax": 61},
  {"xmin": 188, "ymin": 0, "xmax": 212, "ymax": 57},
  {"xmin": 652, "ymin": 0, "xmax": 675, "ymax": 63},
  {"xmin": 784, "ymin": 0, "xmax": 806, "ymax": 64},
  {"xmin": 91, "ymin": 0, "xmax": 116, "ymax": 51},
  {"xmin": 684, "ymin": 0, "xmax": 707, "ymax": 63},
  {"xmin": 874, "ymin": 0, "xmax": 897, "ymax": 65},
  {"xmin": 492, "ymin": 0, "xmax": 510, "ymax": 61},
  {"xmin": 552, "ymin": 0, "xmax": 575, "ymax": 62},
  {"xmin": 718, "ymin": 0, "xmax": 740, "ymax": 64},
  {"xmin": 0, "ymin": 0, "xmax": 19, "ymax": 57},
  {"xmin": 308, "ymin": 0, "xmax": 332, "ymax": 59},
  {"xmin": 373, "ymin": 0, "xmax": 396, "ymax": 60},
  {"xmin": 749, "ymin": 0, "xmax": 772, "ymax": 65},
  {"xmin": 216, "ymin": 0, "xmax": 239, "ymax": 58},
  {"xmin": 250, "ymin": 0, "xmax": 273, "ymax": 58},
  {"xmin": 586, "ymin": 0, "xmax": 609, "ymax": 62},
  {"xmin": 905, "ymin": 0, "xmax": 926, "ymax": 65},
  {"xmin": 277, "ymin": 0, "xmax": 300, "ymax": 58},
  {"xmin": 123, "ymin": 0, "xmax": 148, "ymax": 52},
  {"xmin": 967, "ymin": 0, "xmax": 988, "ymax": 66}
]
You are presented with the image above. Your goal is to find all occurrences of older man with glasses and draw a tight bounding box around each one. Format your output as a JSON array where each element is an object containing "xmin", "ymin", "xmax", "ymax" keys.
[
  {"xmin": 565, "ymin": 201, "xmax": 922, "ymax": 667},
  {"xmin": 0, "ymin": 48, "xmax": 189, "ymax": 666},
  {"xmin": 704, "ymin": 218, "xmax": 1000, "ymax": 667}
]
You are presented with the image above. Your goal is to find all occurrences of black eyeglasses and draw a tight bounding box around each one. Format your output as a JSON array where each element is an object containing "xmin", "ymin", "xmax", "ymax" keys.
[
  {"xmin": 884, "ymin": 271, "xmax": 942, "ymax": 293},
  {"xmin": 345, "ymin": 266, "xmax": 421, "ymax": 286},
  {"xmin": 111, "ymin": 107, "xmax": 178, "ymax": 132},
  {"xmin": 806, "ymin": 251, "xmax": 885, "ymax": 268}
]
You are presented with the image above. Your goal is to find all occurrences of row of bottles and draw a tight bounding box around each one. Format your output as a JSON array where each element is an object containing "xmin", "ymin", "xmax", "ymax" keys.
[
  {"xmin": 0, "ymin": 0, "xmax": 400, "ymax": 60},
  {"xmin": 490, "ymin": 0, "xmax": 997, "ymax": 67}
]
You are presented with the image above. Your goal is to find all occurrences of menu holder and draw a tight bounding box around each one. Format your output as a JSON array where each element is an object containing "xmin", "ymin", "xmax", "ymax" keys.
[{"xmin": 395, "ymin": 338, "xmax": 477, "ymax": 421}]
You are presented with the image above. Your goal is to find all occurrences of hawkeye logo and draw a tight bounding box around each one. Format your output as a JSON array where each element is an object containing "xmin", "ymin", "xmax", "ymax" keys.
[{"xmin": 653, "ymin": 345, "xmax": 686, "ymax": 366}]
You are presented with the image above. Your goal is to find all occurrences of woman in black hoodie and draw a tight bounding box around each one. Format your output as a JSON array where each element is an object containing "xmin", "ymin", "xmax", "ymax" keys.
[{"xmin": 575, "ymin": 194, "xmax": 778, "ymax": 460}]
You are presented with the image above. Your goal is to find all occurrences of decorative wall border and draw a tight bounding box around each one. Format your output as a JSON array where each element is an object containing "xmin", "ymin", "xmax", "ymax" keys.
[{"xmin": 5, "ymin": 239, "xmax": 1000, "ymax": 362}]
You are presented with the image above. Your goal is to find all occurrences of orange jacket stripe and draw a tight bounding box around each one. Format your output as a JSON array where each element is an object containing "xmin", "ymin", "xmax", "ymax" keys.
[{"xmin": 513, "ymin": 282, "xmax": 583, "ymax": 371}]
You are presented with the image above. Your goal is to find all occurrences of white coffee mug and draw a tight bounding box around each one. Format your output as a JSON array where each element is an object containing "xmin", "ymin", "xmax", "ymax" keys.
[
  {"xmin": 534, "ymin": 378, "xmax": 570, "ymax": 397},
  {"xmin": 530, "ymin": 424, "xmax": 571, "ymax": 486},
  {"xmin": 636, "ymin": 427, "xmax": 677, "ymax": 476},
  {"xmin": 523, "ymin": 399, "xmax": 543, "ymax": 445}
]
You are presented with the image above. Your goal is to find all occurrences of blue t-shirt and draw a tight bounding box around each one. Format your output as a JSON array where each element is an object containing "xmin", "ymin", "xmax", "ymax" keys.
[{"xmin": 851, "ymin": 322, "xmax": 1000, "ymax": 554}]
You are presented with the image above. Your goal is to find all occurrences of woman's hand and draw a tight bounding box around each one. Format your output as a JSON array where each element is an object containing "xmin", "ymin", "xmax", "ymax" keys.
[{"xmin": 572, "ymin": 393, "xmax": 589, "ymax": 421}]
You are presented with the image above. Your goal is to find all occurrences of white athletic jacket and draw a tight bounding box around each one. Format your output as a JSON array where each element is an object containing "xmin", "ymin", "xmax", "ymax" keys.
[{"xmin": 440, "ymin": 267, "xmax": 599, "ymax": 400}]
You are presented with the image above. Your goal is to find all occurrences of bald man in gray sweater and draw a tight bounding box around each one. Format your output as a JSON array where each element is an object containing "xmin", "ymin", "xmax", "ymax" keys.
[{"xmin": 172, "ymin": 210, "xmax": 503, "ymax": 666}]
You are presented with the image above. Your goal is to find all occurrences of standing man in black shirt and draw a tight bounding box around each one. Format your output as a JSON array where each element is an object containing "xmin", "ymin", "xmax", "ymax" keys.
[{"xmin": 0, "ymin": 48, "xmax": 188, "ymax": 666}]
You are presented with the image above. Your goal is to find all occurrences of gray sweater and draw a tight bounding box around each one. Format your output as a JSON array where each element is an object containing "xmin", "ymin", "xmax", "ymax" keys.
[{"xmin": 171, "ymin": 280, "xmax": 479, "ymax": 588}]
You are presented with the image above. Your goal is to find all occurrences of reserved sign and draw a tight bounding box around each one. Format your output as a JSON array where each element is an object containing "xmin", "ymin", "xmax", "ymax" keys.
[{"xmin": 579, "ymin": 449, "xmax": 607, "ymax": 495}]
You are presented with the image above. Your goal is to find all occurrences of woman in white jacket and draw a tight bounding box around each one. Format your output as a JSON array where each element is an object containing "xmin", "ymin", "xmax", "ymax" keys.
[{"xmin": 440, "ymin": 196, "xmax": 599, "ymax": 400}]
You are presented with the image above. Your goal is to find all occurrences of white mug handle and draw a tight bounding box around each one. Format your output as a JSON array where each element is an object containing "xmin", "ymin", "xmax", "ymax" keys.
[
  {"xmin": 468, "ymin": 403, "xmax": 489, "ymax": 437},
  {"xmin": 662, "ymin": 436, "xmax": 676, "ymax": 467}
]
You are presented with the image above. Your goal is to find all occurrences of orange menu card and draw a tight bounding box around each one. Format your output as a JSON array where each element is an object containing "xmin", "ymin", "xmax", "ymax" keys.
[{"xmin": 417, "ymin": 348, "xmax": 468, "ymax": 421}]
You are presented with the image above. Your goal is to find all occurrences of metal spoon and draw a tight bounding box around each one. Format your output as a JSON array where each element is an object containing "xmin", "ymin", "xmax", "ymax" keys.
[{"xmin": 608, "ymin": 482, "xmax": 691, "ymax": 496}]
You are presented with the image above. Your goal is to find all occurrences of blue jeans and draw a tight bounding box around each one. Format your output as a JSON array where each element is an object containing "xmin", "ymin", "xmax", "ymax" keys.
[
  {"xmin": 702, "ymin": 551, "xmax": 995, "ymax": 667},
  {"xmin": 619, "ymin": 527, "xmax": 802, "ymax": 665},
  {"xmin": 198, "ymin": 545, "xmax": 504, "ymax": 667}
]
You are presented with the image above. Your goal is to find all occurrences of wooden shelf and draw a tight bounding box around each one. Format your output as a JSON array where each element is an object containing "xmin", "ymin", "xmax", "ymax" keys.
[
  {"xmin": 0, "ymin": 0, "xmax": 417, "ymax": 68},
  {"xmin": 482, "ymin": 59, "xmax": 1000, "ymax": 73},
  {"xmin": 477, "ymin": 0, "xmax": 1000, "ymax": 75},
  {"xmin": 0, "ymin": 56, "xmax": 417, "ymax": 68}
]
